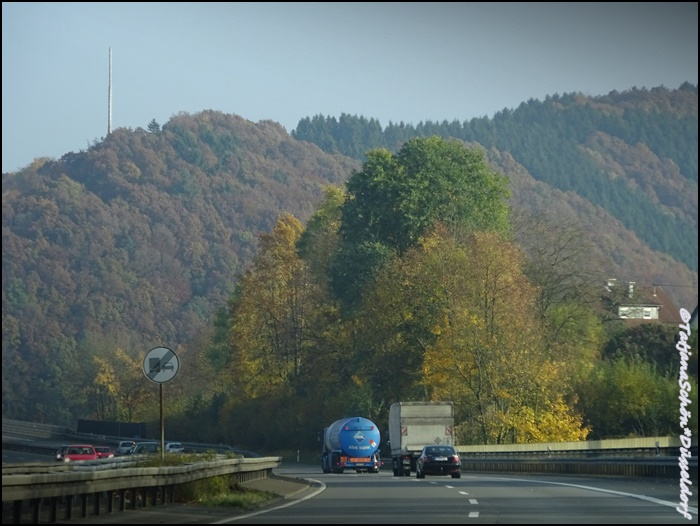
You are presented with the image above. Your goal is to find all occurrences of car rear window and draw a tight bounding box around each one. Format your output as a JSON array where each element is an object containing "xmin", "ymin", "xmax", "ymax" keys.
[{"xmin": 428, "ymin": 447, "xmax": 453, "ymax": 455}]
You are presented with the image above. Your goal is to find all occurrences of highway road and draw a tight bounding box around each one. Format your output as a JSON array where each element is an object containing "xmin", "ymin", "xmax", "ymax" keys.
[
  {"xmin": 218, "ymin": 465, "xmax": 696, "ymax": 524},
  {"xmin": 3, "ymin": 446, "xmax": 697, "ymax": 524}
]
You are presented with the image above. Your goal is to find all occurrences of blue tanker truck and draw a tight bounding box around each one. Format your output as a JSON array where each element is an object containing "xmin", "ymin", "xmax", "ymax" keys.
[{"xmin": 321, "ymin": 416, "xmax": 381, "ymax": 474}]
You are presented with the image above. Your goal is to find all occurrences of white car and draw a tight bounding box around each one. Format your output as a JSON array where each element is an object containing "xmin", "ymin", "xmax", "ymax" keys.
[
  {"xmin": 115, "ymin": 440, "xmax": 136, "ymax": 456},
  {"xmin": 165, "ymin": 442, "xmax": 185, "ymax": 453}
]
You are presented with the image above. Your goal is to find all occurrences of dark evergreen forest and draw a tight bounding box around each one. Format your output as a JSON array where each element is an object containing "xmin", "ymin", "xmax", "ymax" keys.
[{"xmin": 293, "ymin": 83, "xmax": 698, "ymax": 271}]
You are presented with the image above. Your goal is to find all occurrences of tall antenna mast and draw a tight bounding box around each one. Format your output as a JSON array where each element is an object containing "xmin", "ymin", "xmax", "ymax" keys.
[{"xmin": 107, "ymin": 47, "xmax": 112, "ymax": 135}]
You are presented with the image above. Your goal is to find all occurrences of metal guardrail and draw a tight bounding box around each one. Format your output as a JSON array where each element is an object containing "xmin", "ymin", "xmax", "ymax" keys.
[
  {"xmin": 1, "ymin": 418, "xmax": 258, "ymax": 458},
  {"xmin": 453, "ymin": 436, "xmax": 698, "ymax": 479},
  {"xmin": 2, "ymin": 456, "xmax": 282, "ymax": 524},
  {"xmin": 5, "ymin": 417, "xmax": 695, "ymax": 459},
  {"xmin": 0, "ymin": 419, "xmax": 74, "ymax": 440},
  {"xmin": 456, "ymin": 435, "xmax": 697, "ymax": 457}
]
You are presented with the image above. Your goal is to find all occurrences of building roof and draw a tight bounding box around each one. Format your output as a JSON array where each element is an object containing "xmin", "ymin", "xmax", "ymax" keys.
[{"xmin": 601, "ymin": 280, "xmax": 684, "ymax": 326}]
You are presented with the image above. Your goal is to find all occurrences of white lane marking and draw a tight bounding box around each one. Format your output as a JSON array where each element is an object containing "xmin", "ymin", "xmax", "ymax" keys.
[
  {"xmin": 469, "ymin": 498, "xmax": 479, "ymax": 505},
  {"xmin": 468, "ymin": 511, "xmax": 479, "ymax": 518},
  {"xmin": 462, "ymin": 475, "xmax": 698, "ymax": 516},
  {"xmin": 211, "ymin": 479, "xmax": 326, "ymax": 524}
]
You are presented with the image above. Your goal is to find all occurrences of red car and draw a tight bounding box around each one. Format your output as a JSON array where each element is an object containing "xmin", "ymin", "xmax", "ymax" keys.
[
  {"xmin": 62, "ymin": 445, "xmax": 98, "ymax": 462},
  {"xmin": 94, "ymin": 446, "xmax": 115, "ymax": 459}
]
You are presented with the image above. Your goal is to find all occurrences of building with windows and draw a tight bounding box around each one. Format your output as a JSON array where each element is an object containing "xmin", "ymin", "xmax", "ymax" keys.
[{"xmin": 601, "ymin": 279, "xmax": 683, "ymax": 326}]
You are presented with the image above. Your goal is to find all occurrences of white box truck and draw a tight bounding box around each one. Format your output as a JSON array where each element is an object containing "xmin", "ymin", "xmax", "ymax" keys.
[{"xmin": 388, "ymin": 401, "xmax": 454, "ymax": 476}]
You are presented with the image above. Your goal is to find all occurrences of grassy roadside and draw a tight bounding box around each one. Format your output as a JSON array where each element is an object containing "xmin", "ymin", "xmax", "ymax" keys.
[{"xmin": 135, "ymin": 451, "xmax": 280, "ymax": 509}]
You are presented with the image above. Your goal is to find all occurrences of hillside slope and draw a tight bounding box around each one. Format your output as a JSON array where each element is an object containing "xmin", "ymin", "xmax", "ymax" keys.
[{"xmin": 2, "ymin": 95, "xmax": 697, "ymax": 424}]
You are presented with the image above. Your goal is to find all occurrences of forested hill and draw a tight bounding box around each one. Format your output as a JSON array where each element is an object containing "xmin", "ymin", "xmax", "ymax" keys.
[
  {"xmin": 1, "ymin": 112, "xmax": 360, "ymax": 423},
  {"xmin": 1, "ymin": 87, "xmax": 698, "ymax": 425},
  {"xmin": 293, "ymin": 83, "xmax": 698, "ymax": 273}
]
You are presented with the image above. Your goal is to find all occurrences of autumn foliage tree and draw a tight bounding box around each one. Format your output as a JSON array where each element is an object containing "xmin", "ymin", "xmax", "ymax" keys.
[
  {"xmin": 225, "ymin": 213, "xmax": 312, "ymax": 397},
  {"xmin": 403, "ymin": 227, "xmax": 589, "ymax": 444},
  {"xmin": 91, "ymin": 347, "xmax": 153, "ymax": 423}
]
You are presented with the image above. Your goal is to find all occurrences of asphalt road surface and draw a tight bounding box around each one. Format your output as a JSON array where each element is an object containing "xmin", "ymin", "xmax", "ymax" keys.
[{"xmin": 34, "ymin": 464, "xmax": 698, "ymax": 524}]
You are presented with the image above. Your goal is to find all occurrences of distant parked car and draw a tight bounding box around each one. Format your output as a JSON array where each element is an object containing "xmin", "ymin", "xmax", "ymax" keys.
[
  {"xmin": 416, "ymin": 445, "xmax": 461, "ymax": 479},
  {"xmin": 132, "ymin": 441, "xmax": 160, "ymax": 454},
  {"xmin": 55, "ymin": 445, "xmax": 70, "ymax": 461},
  {"xmin": 62, "ymin": 445, "xmax": 98, "ymax": 462},
  {"xmin": 94, "ymin": 446, "xmax": 115, "ymax": 459},
  {"xmin": 164, "ymin": 442, "xmax": 185, "ymax": 453},
  {"xmin": 115, "ymin": 440, "xmax": 136, "ymax": 456}
]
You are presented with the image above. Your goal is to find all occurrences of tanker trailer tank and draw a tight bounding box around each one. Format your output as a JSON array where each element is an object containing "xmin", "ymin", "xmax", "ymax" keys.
[{"xmin": 321, "ymin": 416, "xmax": 381, "ymax": 474}]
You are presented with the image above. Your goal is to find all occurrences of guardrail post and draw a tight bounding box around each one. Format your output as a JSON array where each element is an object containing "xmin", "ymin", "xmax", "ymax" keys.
[
  {"xmin": 80, "ymin": 493, "xmax": 88, "ymax": 517},
  {"xmin": 93, "ymin": 491, "xmax": 101, "ymax": 516},
  {"xmin": 49, "ymin": 497, "xmax": 58, "ymax": 523},
  {"xmin": 12, "ymin": 500, "xmax": 22, "ymax": 524},
  {"xmin": 65, "ymin": 495, "xmax": 73, "ymax": 520},
  {"xmin": 31, "ymin": 498, "xmax": 41, "ymax": 524}
]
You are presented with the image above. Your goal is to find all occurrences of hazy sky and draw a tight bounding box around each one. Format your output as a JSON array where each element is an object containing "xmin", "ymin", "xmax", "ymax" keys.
[{"xmin": 2, "ymin": 2, "xmax": 698, "ymax": 173}]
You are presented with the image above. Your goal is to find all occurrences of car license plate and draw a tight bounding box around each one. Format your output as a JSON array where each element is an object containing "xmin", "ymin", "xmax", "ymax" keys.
[{"xmin": 435, "ymin": 456, "xmax": 447, "ymax": 461}]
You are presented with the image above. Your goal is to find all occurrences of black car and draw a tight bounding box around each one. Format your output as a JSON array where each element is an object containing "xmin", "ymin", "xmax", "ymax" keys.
[{"xmin": 416, "ymin": 445, "xmax": 461, "ymax": 479}]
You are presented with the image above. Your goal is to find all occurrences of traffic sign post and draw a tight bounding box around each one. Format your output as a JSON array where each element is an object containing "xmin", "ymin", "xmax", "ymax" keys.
[{"xmin": 143, "ymin": 347, "xmax": 179, "ymax": 460}]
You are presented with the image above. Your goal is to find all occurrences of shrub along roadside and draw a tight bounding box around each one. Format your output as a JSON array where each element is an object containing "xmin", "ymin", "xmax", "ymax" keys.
[{"xmin": 135, "ymin": 451, "xmax": 280, "ymax": 508}]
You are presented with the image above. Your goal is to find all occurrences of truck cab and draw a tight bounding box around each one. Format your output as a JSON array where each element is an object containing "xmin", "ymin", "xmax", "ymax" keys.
[{"xmin": 322, "ymin": 450, "xmax": 343, "ymax": 473}]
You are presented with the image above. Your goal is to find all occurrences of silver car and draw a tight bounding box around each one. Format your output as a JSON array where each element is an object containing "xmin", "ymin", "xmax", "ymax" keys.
[
  {"xmin": 165, "ymin": 442, "xmax": 185, "ymax": 453},
  {"xmin": 115, "ymin": 440, "xmax": 136, "ymax": 456}
]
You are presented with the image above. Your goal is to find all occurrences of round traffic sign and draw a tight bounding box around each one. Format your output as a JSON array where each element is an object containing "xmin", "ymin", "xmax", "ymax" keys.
[{"xmin": 143, "ymin": 346, "xmax": 179, "ymax": 383}]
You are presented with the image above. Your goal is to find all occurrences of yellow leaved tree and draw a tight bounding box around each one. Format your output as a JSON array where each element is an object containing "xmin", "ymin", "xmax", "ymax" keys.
[
  {"xmin": 413, "ymin": 227, "xmax": 589, "ymax": 443},
  {"xmin": 91, "ymin": 347, "xmax": 153, "ymax": 422},
  {"xmin": 226, "ymin": 213, "xmax": 314, "ymax": 398}
]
